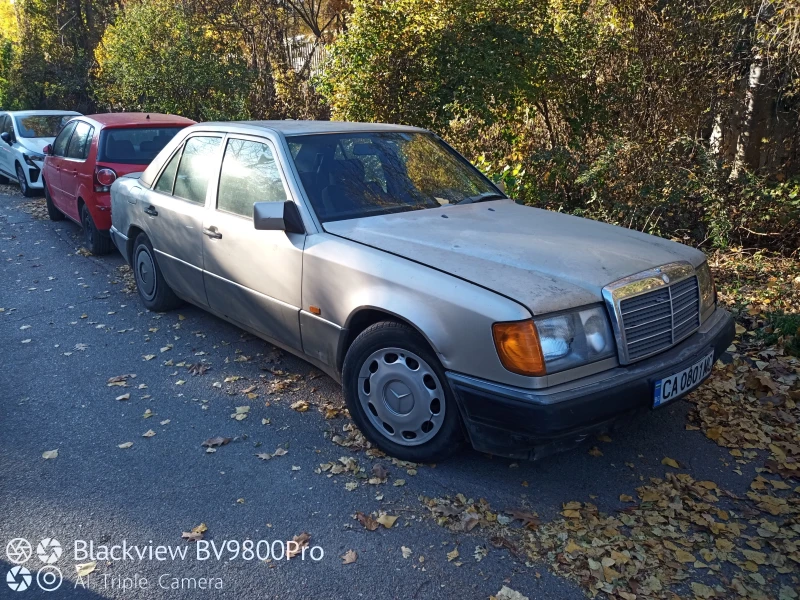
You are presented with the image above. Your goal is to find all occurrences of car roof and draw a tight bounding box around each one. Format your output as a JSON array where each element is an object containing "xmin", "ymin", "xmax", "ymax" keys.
[
  {"xmin": 3, "ymin": 110, "xmax": 82, "ymax": 117},
  {"xmin": 80, "ymin": 113, "xmax": 197, "ymax": 128},
  {"xmin": 200, "ymin": 120, "xmax": 428, "ymax": 137}
]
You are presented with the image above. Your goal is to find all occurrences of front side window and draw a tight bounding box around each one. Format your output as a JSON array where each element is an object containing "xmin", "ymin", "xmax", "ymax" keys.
[
  {"xmin": 66, "ymin": 122, "xmax": 93, "ymax": 160},
  {"xmin": 99, "ymin": 126, "xmax": 186, "ymax": 165},
  {"xmin": 52, "ymin": 122, "xmax": 77, "ymax": 157},
  {"xmin": 14, "ymin": 114, "xmax": 74, "ymax": 138},
  {"xmin": 217, "ymin": 138, "xmax": 287, "ymax": 218},
  {"xmin": 173, "ymin": 136, "xmax": 222, "ymax": 205},
  {"xmin": 288, "ymin": 132, "xmax": 499, "ymax": 223},
  {"xmin": 1, "ymin": 115, "xmax": 13, "ymax": 137}
]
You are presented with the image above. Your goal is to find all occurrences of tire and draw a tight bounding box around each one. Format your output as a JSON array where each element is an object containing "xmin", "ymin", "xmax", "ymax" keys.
[
  {"xmin": 132, "ymin": 233, "xmax": 182, "ymax": 311},
  {"xmin": 342, "ymin": 321, "xmax": 463, "ymax": 462},
  {"xmin": 80, "ymin": 204, "xmax": 112, "ymax": 255},
  {"xmin": 16, "ymin": 163, "xmax": 35, "ymax": 197},
  {"xmin": 44, "ymin": 182, "xmax": 64, "ymax": 221}
]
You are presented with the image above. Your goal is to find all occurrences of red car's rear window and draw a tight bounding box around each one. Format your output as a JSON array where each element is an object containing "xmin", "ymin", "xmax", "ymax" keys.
[{"xmin": 98, "ymin": 127, "xmax": 186, "ymax": 165}]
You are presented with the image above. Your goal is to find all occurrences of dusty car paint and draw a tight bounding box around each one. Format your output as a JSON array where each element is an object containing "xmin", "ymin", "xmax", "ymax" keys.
[{"xmin": 323, "ymin": 200, "xmax": 707, "ymax": 317}]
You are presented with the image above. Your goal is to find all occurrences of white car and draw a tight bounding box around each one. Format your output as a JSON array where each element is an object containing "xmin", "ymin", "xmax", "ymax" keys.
[{"xmin": 0, "ymin": 110, "xmax": 81, "ymax": 196}]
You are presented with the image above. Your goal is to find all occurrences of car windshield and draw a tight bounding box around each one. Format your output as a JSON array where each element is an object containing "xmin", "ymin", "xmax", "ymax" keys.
[
  {"xmin": 288, "ymin": 132, "xmax": 500, "ymax": 222},
  {"xmin": 14, "ymin": 115, "xmax": 75, "ymax": 138},
  {"xmin": 99, "ymin": 126, "xmax": 186, "ymax": 165}
]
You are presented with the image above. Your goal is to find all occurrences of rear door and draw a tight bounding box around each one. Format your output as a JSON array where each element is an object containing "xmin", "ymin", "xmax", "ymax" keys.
[
  {"xmin": 140, "ymin": 134, "xmax": 223, "ymax": 307},
  {"xmin": 201, "ymin": 134, "xmax": 304, "ymax": 349},
  {"xmin": 46, "ymin": 120, "xmax": 78, "ymax": 210},
  {"xmin": 60, "ymin": 121, "xmax": 94, "ymax": 219}
]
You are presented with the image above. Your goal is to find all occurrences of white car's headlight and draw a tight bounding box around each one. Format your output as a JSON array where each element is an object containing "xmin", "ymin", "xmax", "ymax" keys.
[
  {"xmin": 696, "ymin": 261, "xmax": 716, "ymax": 320},
  {"xmin": 534, "ymin": 306, "xmax": 616, "ymax": 373}
]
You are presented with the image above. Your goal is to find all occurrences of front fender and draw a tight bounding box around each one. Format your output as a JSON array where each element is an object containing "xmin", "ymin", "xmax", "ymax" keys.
[{"xmin": 301, "ymin": 233, "xmax": 533, "ymax": 388}]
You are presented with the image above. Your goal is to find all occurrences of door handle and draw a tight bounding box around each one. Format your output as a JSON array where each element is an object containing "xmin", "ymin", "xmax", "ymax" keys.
[
  {"xmin": 203, "ymin": 227, "xmax": 222, "ymax": 239},
  {"xmin": 144, "ymin": 206, "xmax": 158, "ymax": 216}
]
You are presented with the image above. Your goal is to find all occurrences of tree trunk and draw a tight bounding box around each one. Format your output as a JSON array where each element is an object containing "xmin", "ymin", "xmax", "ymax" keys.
[{"xmin": 730, "ymin": 54, "xmax": 764, "ymax": 179}]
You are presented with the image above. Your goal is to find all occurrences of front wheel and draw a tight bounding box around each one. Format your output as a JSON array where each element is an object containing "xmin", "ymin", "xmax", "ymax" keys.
[
  {"xmin": 16, "ymin": 163, "xmax": 35, "ymax": 197},
  {"xmin": 44, "ymin": 182, "xmax": 64, "ymax": 221},
  {"xmin": 132, "ymin": 233, "xmax": 182, "ymax": 312},
  {"xmin": 342, "ymin": 321, "xmax": 463, "ymax": 462}
]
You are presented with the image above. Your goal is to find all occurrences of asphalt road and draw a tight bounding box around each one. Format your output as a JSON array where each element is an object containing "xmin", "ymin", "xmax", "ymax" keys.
[{"xmin": 0, "ymin": 191, "xmax": 757, "ymax": 600}]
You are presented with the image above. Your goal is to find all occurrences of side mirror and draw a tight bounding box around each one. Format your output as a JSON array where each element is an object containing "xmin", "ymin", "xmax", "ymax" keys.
[
  {"xmin": 42, "ymin": 144, "xmax": 52, "ymax": 155},
  {"xmin": 495, "ymin": 180, "xmax": 506, "ymax": 194},
  {"xmin": 0, "ymin": 132, "xmax": 12, "ymax": 145},
  {"xmin": 253, "ymin": 200, "xmax": 304, "ymax": 234}
]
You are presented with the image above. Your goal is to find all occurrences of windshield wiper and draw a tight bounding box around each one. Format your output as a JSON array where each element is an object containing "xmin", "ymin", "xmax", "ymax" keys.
[{"xmin": 456, "ymin": 192, "xmax": 507, "ymax": 205}]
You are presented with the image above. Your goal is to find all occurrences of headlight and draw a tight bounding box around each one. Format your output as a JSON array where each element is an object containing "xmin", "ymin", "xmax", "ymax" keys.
[
  {"xmin": 23, "ymin": 153, "xmax": 44, "ymax": 166},
  {"xmin": 493, "ymin": 306, "xmax": 616, "ymax": 376},
  {"xmin": 696, "ymin": 261, "xmax": 716, "ymax": 320}
]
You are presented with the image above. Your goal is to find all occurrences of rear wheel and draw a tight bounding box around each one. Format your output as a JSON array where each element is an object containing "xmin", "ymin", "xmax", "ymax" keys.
[
  {"xmin": 80, "ymin": 204, "xmax": 112, "ymax": 255},
  {"xmin": 16, "ymin": 163, "xmax": 34, "ymax": 197},
  {"xmin": 342, "ymin": 321, "xmax": 463, "ymax": 462},
  {"xmin": 44, "ymin": 181, "xmax": 64, "ymax": 221},
  {"xmin": 132, "ymin": 233, "xmax": 182, "ymax": 311}
]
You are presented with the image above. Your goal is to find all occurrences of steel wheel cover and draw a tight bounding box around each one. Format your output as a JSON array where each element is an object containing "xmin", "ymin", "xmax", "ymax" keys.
[
  {"xmin": 357, "ymin": 347, "xmax": 445, "ymax": 446},
  {"xmin": 135, "ymin": 247, "xmax": 157, "ymax": 300}
]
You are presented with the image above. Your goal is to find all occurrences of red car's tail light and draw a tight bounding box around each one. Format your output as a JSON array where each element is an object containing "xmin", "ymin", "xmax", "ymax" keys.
[{"xmin": 94, "ymin": 167, "xmax": 117, "ymax": 192}]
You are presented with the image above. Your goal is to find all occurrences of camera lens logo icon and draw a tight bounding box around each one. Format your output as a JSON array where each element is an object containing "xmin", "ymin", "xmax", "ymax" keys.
[
  {"xmin": 36, "ymin": 539, "xmax": 62, "ymax": 564},
  {"xmin": 5, "ymin": 539, "xmax": 32, "ymax": 565},
  {"xmin": 37, "ymin": 566, "xmax": 63, "ymax": 592},
  {"xmin": 6, "ymin": 566, "xmax": 32, "ymax": 592}
]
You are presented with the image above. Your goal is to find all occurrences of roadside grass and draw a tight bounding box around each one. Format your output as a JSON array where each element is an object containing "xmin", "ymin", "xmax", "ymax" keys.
[{"xmin": 763, "ymin": 313, "xmax": 800, "ymax": 357}]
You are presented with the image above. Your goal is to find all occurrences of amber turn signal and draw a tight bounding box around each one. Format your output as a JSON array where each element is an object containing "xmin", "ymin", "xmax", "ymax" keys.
[{"xmin": 492, "ymin": 320, "xmax": 546, "ymax": 377}]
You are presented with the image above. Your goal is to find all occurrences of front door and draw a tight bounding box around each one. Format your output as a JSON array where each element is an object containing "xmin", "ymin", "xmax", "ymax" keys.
[
  {"xmin": 141, "ymin": 134, "xmax": 223, "ymax": 308},
  {"xmin": 201, "ymin": 135, "xmax": 304, "ymax": 350},
  {"xmin": 0, "ymin": 115, "xmax": 14, "ymax": 179},
  {"xmin": 47, "ymin": 120, "xmax": 78, "ymax": 208}
]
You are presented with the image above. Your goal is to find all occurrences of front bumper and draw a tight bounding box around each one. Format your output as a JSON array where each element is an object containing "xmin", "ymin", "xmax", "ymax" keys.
[
  {"xmin": 447, "ymin": 307, "xmax": 735, "ymax": 460},
  {"xmin": 25, "ymin": 160, "xmax": 44, "ymax": 188}
]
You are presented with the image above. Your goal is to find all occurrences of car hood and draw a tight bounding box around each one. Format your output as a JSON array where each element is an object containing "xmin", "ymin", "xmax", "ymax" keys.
[
  {"xmin": 323, "ymin": 200, "xmax": 706, "ymax": 315},
  {"xmin": 16, "ymin": 137, "xmax": 54, "ymax": 155}
]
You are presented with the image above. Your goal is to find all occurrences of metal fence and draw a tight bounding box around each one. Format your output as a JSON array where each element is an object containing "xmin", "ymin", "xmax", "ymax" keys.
[{"xmin": 286, "ymin": 39, "xmax": 330, "ymax": 76}]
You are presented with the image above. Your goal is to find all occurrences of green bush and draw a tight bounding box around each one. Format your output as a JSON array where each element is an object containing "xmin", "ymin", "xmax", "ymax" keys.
[
  {"xmin": 94, "ymin": 0, "xmax": 252, "ymax": 121},
  {"xmin": 321, "ymin": 0, "xmax": 800, "ymax": 253}
]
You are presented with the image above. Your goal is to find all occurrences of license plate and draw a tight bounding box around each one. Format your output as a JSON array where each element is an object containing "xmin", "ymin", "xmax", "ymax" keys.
[{"xmin": 653, "ymin": 350, "xmax": 714, "ymax": 408}]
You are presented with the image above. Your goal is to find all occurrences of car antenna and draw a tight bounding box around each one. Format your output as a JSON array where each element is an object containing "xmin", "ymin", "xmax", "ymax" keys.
[{"xmin": 146, "ymin": 114, "xmax": 150, "ymax": 119}]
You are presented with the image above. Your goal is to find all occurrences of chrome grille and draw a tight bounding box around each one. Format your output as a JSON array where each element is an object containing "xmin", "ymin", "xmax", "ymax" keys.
[{"xmin": 619, "ymin": 276, "xmax": 700, "ymax": 361}]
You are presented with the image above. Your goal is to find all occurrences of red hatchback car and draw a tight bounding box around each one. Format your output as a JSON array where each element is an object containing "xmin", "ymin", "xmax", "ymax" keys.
[{"xmin": 42, "ymin": 113, "xmax": 196, "ymax": 254}]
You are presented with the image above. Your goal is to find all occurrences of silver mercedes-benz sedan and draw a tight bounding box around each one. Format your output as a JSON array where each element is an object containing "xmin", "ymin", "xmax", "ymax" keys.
[{"xmin": 109, "ymin": 121, "xmax": 734, "ymax": 462}]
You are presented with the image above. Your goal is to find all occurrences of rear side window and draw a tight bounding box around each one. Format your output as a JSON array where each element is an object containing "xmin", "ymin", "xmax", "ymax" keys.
[
  {"xmin": 173, "ymin": 136, "xmax": 222, "ymax": 204},
  {"xmin": 66, "ymin": 122, "xmax": 94, "ymax": 159},
  {"xmin": 154, "ymin": 146, "xmax": 182, "ymax": 194},
  {"xmin": 52, "ymin": 121, "xmax": 77, "ymax": 157},
  {"xmin": 98, "ymin": 127, "xmax": 185, "ymax": 165}
]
